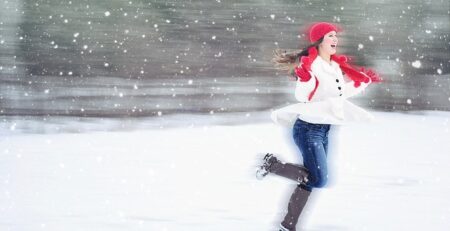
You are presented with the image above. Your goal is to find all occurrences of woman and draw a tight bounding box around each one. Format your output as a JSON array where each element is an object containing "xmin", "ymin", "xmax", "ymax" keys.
[{"xmin": 256, "ymin": 22, "xmax": 382, "ymax": 231}]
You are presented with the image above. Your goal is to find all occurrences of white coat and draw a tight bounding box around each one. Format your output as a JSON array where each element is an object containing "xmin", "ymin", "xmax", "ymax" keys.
[{"xmin": 271, "ymin": 56, "xmax": 374, "ymax": 126}]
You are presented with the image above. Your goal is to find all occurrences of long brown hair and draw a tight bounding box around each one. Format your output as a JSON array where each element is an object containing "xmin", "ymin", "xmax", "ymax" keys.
[{"xmin": 271, "ymin": 38, "xmax": 323, "ymax": 74}]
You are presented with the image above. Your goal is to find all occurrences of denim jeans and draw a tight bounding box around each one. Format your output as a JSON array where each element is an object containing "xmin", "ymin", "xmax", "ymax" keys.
[{"xmin": 292, "ymin": 118, "xmax": 331, "ymax": 191}]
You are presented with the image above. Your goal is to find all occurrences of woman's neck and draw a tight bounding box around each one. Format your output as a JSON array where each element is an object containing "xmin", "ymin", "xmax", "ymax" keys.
[{"xmin": 318, "ymin": 50, "xmax": 331, "ymax": 65}]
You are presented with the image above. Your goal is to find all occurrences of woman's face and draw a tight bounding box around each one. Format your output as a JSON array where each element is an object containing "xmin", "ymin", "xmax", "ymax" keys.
[{"xmin": 319, "ymin": 31, "xmax": 338, "ymax": 55}]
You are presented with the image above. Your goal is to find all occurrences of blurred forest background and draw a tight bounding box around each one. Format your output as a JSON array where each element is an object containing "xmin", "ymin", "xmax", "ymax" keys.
[{"xmin": 1, "ymin": 0, "xmax": 449, "ymax": 118}]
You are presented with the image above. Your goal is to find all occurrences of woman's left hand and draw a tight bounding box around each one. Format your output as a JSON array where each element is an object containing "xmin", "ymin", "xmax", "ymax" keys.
[{"xmin": 360, "ymin": 67, "xmax": 382, "ymax": 83}]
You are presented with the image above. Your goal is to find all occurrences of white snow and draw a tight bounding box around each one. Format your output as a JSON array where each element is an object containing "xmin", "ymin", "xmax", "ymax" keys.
[
  {"xmin": 0, "ymin": 111, "xmax": 449, "ymax": 231},
  {"xmin": 412, "ymin": 60, "xmax": 422, "ymax": 68},
  {"xmin": 358, "ymin": 44, "xmax": 364, "ymax": 50}
]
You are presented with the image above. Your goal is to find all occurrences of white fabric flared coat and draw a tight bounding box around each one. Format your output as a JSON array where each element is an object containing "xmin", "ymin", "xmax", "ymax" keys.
[{"xmin": 271, "ymin": 56, "xmax": 375, "ymax": 126}]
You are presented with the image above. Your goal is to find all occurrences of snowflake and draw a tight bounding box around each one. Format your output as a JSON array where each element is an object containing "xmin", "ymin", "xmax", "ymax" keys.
[{"xmin": 411, "ymin": 60, "xmax": 421, "ymax": 68}]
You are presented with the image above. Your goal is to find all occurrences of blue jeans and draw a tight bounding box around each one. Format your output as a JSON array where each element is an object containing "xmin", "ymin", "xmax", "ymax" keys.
[{"xmin": 292, "ymin": 118, "xmax": 331, "ymax": 191}]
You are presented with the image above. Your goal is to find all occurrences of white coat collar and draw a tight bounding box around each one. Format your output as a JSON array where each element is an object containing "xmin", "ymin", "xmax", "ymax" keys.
[{"xmin": 313, "ymin": 56, "xmax": 341, "ymax": 75}]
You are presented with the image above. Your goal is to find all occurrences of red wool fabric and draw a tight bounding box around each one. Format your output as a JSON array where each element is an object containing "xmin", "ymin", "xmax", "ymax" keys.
[{"xmin": 308, "ymin": 22, "xmax": 340, "ymax": 43}]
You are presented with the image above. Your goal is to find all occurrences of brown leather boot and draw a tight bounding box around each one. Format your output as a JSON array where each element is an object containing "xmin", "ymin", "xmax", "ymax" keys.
[
  {"xmin": 256, "ymin": 153, "xmax": 309, "ymax": 184},
  {"xmin": 280, "ymin": 185, "xmax": 311, "ymax": 231}
]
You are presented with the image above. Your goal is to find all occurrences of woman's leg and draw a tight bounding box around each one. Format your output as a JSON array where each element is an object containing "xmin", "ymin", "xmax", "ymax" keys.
[
  {"xmin": 293, "ymin": 121, "xmax": 329, "ymax": 190},
  {"xmin": 300, "ymin": 138, "xmax": 329, "ymax": 189},
  {"xmin": 266, "ymin": 156, "xmax": 310, "ymax": 184},
  {"xmin": 280, "ymin": 184, "xmax": 311, "ymax": 231},
  {"xmin": 280, "ymin": 119, "xmax": 330, "ymax": 230}
]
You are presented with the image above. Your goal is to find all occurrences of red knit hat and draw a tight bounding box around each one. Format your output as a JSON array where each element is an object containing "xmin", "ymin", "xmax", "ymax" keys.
[{"xmin": 308, "ymin": 22, "xmax": 340, "ymax": 43}]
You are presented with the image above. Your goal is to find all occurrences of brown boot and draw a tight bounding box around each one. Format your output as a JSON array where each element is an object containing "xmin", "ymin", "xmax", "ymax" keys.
[
  {"xmin": 256, "ymin": 153, "xmax": 309, "ymax": 184},
  {"xmin": 280, "ymin": 185, "xmax": 311, "ymax": 230},
  {"xmin": 270, "ymin": 160, "xmax": 309, "ymax": 184}
]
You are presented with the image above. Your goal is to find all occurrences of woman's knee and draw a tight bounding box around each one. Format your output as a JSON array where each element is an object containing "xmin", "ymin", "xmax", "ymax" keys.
[
  {"xmin": 312, "ymin": 176, "xmax": 328, "ymax": 188},
  {"xmin": 308, "ymin": 170, "xmax": 328, "ymax": 188}
]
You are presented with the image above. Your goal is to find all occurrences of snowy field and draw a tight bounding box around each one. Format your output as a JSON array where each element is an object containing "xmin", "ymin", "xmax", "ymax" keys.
[{"xmin": 1, "ymin": 111, "xmax": 449, "ymax": 231}]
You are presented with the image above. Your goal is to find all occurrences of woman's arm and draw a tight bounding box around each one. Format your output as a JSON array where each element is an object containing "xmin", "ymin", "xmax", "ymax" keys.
[
  {"xmin": 292, "ymin": 64, "xmax": 319, "ymax": 102},
  {"xmin": 332, "ymin": 55, "xmax": 382, "ymax": 98},
  {"xmin": 294, "ymin": 74, "xmax": 317, "ymax": 102},
  {"xmin": 343, "ymin": 78, "xmax": 371, "ymax": 98},
  {"xmin": 343, "ymin": 68, "xmax": 378, "ymax": 98},
  {"xmin": 290, "ymin": 50, "xmax": 319, "ymax": 102}
]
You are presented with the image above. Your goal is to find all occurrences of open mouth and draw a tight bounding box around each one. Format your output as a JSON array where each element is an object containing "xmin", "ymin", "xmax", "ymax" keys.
[{"xmin": 331, "ymin": 44, "xmax": 336, "ymax": 48}]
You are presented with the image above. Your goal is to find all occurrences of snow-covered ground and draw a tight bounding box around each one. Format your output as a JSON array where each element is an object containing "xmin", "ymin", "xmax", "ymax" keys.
[{"xmin": 1, "ymin": 111, "xmax": 449, "ymax": 231}]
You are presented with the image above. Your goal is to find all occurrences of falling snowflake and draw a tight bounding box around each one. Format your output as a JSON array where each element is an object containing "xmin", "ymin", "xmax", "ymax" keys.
[{"xmin": 411, "ymin": 60, "xmax": 421, "ymax": 68}]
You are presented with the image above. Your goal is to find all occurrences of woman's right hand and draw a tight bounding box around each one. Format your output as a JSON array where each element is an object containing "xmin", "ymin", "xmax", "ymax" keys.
[{"xmin": 293, "ymin": 62, "xmax": 313, "ymax": 82}]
